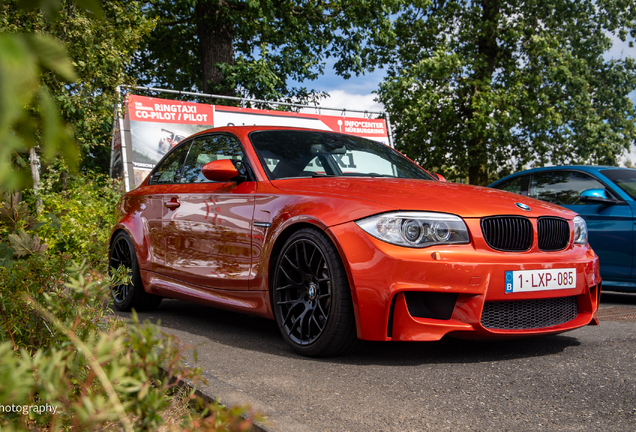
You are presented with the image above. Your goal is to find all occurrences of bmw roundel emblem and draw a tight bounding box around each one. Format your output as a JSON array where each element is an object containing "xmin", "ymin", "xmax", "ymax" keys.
[
  {"xmin": 515, "ymin": 202, "xmax": 531, "ymax": 211},
  {"xmin": 308, "ymin": 282, "xmax": 317, "ymax": 300}
]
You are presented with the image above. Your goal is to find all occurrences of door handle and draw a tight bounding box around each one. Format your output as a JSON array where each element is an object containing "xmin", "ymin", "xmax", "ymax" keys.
[{"xmin": 164, "ymin": 200, "xmax": 180, "ymax": 209}]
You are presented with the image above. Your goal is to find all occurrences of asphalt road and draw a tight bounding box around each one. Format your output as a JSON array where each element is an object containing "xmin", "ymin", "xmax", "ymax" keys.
[{"xmin": 121, "ymin": 292, "xmax": 636, "ymax": 431}]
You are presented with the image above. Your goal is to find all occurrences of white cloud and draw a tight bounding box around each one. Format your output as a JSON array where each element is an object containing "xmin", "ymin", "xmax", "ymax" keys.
[{"xmin": 300, "ymin": 90, "xmax": 385, "ymax": 116}]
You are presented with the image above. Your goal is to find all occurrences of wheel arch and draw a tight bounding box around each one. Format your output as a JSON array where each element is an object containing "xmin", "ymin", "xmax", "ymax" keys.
[
  {"xmin": 109, "ymin": 220, "xmax": 150, "ymax": 269},
  {"xmin": 266, "ymin": 221, "xmax": 362, "ymax": 338}
]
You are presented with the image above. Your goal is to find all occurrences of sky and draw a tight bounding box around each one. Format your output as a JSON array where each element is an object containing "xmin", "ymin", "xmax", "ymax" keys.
[{"xmin": 297, "ymin": 66, "xmax": 387, "ymax": 114}]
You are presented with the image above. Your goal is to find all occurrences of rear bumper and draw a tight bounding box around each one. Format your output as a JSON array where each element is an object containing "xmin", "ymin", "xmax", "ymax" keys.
[{"xmin": 328, "ymin": 221, "xmax": 602, "ymax": 342}]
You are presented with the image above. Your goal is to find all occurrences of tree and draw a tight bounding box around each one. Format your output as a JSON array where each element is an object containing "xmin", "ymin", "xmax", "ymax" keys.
[
  {"xmin": 0, "ymin": 0, "xmax": 154, "ymax": 175},
  {"xmin": 132, "ymin": 0, "xmax": 396, "ymax": 103},
  {"xmin": 375, "ymin": 0, "xmax": 636, "ymax": 185}
]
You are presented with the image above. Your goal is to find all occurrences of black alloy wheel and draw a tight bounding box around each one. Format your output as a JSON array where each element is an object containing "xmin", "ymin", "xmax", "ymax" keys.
[
  {"xmin": 272, "ymin": 228, "xmax": 359, "ymax": 357},
  {"xmin": 109, "ymin": 231, "xmax": 162, "ymax": 312}
]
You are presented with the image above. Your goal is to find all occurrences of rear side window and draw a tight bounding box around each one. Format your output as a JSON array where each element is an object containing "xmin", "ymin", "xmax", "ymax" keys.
[
  {"xmin": 493, "ymin": 175, "xmax": 529, "ymax": 196},
  {"xmin": 180, "ymin": 134, "xmax": 247, "ymax": 183},
  {"xmin": 149, "ymin": 143, "xmax": 191, "ymax": 185},
  {"xmin": 529, "ymin": 171, "xmax": 606, "ymax": 205}
]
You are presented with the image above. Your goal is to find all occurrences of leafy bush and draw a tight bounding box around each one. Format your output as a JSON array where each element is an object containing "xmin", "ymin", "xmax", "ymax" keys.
[
  {"xmin": 34, "ymin": 167, "xmax": 124, "ymax": 269},
  {"xmin": 0, "ymin": 176, "xmax": 118, "ymax": 351},
  {"xmin": 0, "ymin": 252, "xmax": 70, "ymax": 352},
  {"xmin": 0, "ymin": 176, "xmax": 260, "ymax": 431},
  {"xmin": 0, "ymin": 267, "xmax": 258, "ymax": 431}
]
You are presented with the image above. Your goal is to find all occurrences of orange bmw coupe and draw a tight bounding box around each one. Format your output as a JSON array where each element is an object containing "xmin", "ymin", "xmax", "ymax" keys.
[{"xmin": 110, "ymin": 126, "xmax": 601, "ymax": 356}]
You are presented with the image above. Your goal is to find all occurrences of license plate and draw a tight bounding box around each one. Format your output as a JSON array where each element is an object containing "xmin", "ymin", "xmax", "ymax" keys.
[{"xmin": 505, "ymin": 269, "xmax": 576, "ymax": 293}]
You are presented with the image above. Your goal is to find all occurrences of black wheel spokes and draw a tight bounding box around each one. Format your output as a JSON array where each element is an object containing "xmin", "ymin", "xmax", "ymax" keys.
[
  {"xmin": 276, "ymin": 239, "xmax": 332, "ymax": 345},
  {"xmin": 110, "ymin": 237, "xmax": 133, "ymax": 304}
]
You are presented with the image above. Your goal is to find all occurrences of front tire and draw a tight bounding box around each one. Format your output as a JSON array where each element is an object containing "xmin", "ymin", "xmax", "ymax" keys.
[
  {"xmin": 109, "ymin": 231, "xmax": 162, "ymax": 312},
  {"xmin": 272, "ymin": 228, "xmax": 359, "ymax": 357}
]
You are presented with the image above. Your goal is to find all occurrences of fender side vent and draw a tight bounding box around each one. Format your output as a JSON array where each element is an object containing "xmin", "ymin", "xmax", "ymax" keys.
[{"xmin": 404, "ymin": 292, "xmax": 458, "ymax": 320}]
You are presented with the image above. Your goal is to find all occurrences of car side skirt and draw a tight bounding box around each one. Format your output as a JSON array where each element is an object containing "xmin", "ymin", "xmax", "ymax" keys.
[{"xmin": 140, "ymin": 270, "xmax": 274, "ymax": 319}]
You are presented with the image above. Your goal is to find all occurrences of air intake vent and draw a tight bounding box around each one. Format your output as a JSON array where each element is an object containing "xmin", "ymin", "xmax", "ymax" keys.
[
  {"xmin": 481, "ymin": 217, "xmax": 533, "ymax": 251},
  {"xmin": 481, "ymin": 296, "xmax": 578, "ymax": 330},
  {"xmin": 538, "ymin": 217, "xmax": 570, "ymax": 251}
]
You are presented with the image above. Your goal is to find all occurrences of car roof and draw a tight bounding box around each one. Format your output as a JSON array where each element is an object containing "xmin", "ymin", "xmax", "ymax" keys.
[{"xmin": 489, "ymin": 165, "xmax": 636, "ymax": 187}]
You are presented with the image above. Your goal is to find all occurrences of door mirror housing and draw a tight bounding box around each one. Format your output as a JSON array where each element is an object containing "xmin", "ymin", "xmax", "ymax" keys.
[
  {"xmin": 433, "ymin": 173, "xmax": 447, "ymax": 182},
  {"xmin": 580, "ymin": 188, "xmax": 619, "ymax": 205},
  {"xmin": 201, "ymin": 159, "xmax": 241, "ymax": 182}
]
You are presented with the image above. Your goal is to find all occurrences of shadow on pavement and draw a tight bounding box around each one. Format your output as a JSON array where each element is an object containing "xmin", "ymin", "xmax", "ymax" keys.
[
  {"xmin": 117, "ymin": 298, "xmax": 581, "ymax": 366},
  {"xmin": 600, "ymin": 291, "xmax": 636, "ymax": 305}
]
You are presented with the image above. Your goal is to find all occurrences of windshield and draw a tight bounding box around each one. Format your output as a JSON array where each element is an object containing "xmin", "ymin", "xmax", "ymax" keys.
[
  {"xmin": 249, "ymin": 130, "xmax": 434, "ymax": 181},
  {"xmin": 600, "ymin": 169, "xmax": 636, "ymax": 199}
]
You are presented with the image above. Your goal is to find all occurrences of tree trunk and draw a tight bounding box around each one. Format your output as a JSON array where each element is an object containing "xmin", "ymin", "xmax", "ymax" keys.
[
  {"xmin": 467, "ymin": 140, "xmax": 490, "ymax": 186},
  {"xmin": 195, "ymin": 0, "xmax": 235, "ymax": 96},
  {"xmin": 29, "ymin": 147, "xmax": 43, "ymax": 214},
  {"xmin": 467, "ymin": 0, "xmax": 500, "ymax": 186}
]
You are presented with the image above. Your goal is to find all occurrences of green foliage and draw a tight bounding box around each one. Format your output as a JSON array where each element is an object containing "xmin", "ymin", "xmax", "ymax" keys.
[
  {"xmin": 35, "ymin": 168, "xmax": 124, "ymax": 269},
  {"xmin": 0, "ymin": 244, "xmax": 259, "ymax": 431},
  {"xmin": 133, "ymin": 0, "xmax": 396, "ymax": 102},
  {"xmin": 0, "ymin": 170, "xmax": 122, "ymax": 349},
  {"xmin": 0, "ymin": 29, "xmax": 78, "ymax": 190},
  {"xmin": 375, "ymin": 0, "xmax": 636, "ymax": 185},
  {"xmin": 0, "ymin": 176, "xmax": 260, "ymax": 430},
  {"xmin": 8, "ymin": 230, "xmax": 47, "ymax": 257},
  {"xmin": 0, "ymin": 191, "xmax": 49, "ymax": 267},
  {"xmin": 0, "ymin": 256, "xmax": 106, "ymax": 352},
  {"xmin": 0, "ymin": 193, "xmax": 39, "ymax": 233},
  {"xmin": 0, "ymin": 265, "xmax": 260, "ymax": 431},
  {"xmin": 0, "ymin": 0, "xmax": 155, "ymax": 175}
]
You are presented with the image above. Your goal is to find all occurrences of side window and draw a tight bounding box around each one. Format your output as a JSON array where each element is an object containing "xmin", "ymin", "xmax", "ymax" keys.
[
  {"xmin": 150, "ymin": 143, "xmax": 192, "ymax": 185},
  {"xmin": 493, "ymin": 175, "xmax": 529, "ymax": 196},
  {"xmin": 529, "ymin": 171, "xmax": 606, "ymax": 205},
  {"xmin": 180, "ymin": 134, "xmax": 247, "ymax": 183}
]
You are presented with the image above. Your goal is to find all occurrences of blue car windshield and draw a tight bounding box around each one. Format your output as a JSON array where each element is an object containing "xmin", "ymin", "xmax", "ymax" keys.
[
  {"xmin": 249, "ymin": 130, "xmax": 434, "ymax": 181},
  {"xmin": 600, "ymin": 169, "xmax": 636, "ymax": 200}
]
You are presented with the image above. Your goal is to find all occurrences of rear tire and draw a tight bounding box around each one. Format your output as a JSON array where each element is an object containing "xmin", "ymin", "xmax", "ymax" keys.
[
  {"xmin": 272, "ymin": 228, "xmax": 359, "ymax": 357},
  {"xmin": 109, "ymin": 231, "xmax": 162, "ymax": 312}
]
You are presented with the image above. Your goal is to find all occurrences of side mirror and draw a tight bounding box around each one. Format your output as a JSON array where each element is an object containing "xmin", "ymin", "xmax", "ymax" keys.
[
  {"xmin": 580, "ymin": 188, "xmax": 618, "ymax": 205},
  {"xmin": 434, "ymin": 173, "xmax": 447, "ymax": 182},
  {"xmin": 201, "ymin": 159, "xmax": 240, "ymax": 182}
]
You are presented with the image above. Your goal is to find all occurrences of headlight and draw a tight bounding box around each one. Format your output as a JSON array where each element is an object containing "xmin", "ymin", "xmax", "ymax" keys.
[
  {"xmin": 573, "ymin": 216, "xmax": 588, "ymax": 245},
  {"xmin": 355, "ymin": 212, "xmax": 470, "ymax": 248}
]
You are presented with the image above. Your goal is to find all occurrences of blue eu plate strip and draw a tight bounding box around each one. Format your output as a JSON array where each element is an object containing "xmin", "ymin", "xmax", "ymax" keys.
[{"xmin": 505, "ymin": 271, "xmax": 514, "ymax": 293}]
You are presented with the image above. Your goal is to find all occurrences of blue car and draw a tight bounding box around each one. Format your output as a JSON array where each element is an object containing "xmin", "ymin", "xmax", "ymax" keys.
[{"xmin": 490, "ymin": 166, "xmax": 636, "ymax": 292}]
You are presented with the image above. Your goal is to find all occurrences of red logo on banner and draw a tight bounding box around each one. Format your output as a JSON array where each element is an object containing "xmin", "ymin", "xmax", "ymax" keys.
[
  {"xmin": 319, "ymin": 117, "xmax": 387, "ymax": 137},
  {"xmin": 127, "ymin": 95, "xmax": 215, "ymax": 124}
]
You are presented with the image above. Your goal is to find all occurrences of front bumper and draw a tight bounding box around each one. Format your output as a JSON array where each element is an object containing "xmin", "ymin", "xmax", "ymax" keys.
[{"xmin": 328, "ymin": 220, "xmax": 601, "ymax": 341}]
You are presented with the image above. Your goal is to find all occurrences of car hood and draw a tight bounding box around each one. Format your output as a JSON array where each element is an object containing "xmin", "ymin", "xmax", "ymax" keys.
[{"xmin": 271, "ymin": 178, "xmax": 577, "ymax": 219}]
